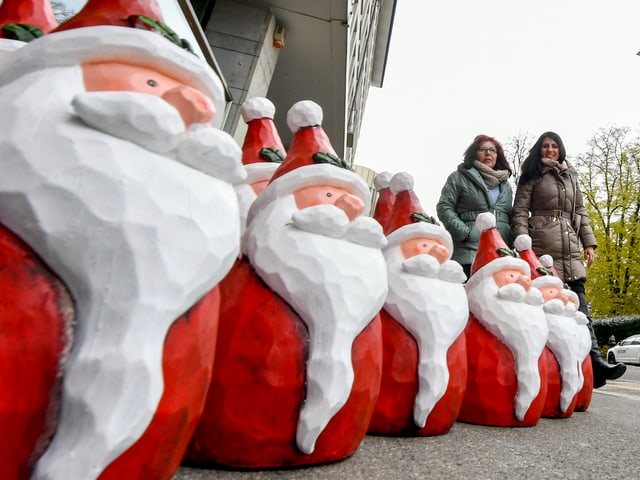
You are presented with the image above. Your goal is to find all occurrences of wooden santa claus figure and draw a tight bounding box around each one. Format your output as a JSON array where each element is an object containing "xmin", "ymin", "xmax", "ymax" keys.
[
  {"xmin": 458, "ymin": 213, "xmax": 549, "ymax": 427},
  {"xmin": 368, "ymin": 172, "xmax": 468, "ymax": 436},
  {"xmin": 187, "ymin": 100, "xmax": 388, "ymax": 468},
  {"xmin": 0, "ymin": 0, "xmax": 244, "ymax": 478}
]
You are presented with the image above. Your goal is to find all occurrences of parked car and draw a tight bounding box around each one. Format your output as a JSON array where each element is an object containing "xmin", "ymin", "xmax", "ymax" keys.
[{"xmin": 608, "ymin": 334, "xmax": 640, "ymax": 365}]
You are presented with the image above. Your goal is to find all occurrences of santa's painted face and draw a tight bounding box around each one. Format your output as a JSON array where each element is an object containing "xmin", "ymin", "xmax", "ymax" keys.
[
  {"xmin": 294, "ymin": 184, "xmax": 364, "ymax": 220},
  {"xmin": 400, "ymin": 236, "xmax": 449, "ymax": 264},
  {"xmin": 538, "ymin": 284, "xmax": 568, "ymax": 303},
  {"xmin": 493, "ymin": 268, "xmax": 531, "ymax": 289},
  {"xmin": 82, "ymin": 62, "xmax": 215, "ymax": 127}
]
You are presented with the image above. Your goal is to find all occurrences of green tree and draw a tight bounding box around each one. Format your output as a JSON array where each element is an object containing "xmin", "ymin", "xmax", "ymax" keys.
[{"xmin": 574, "ymin": 126, "xmax": 640, "ymax": 315}]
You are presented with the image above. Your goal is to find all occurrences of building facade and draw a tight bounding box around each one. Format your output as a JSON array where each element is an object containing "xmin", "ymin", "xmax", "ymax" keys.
[{"xmin": 187, "ymin": 0, "xmax": 396, "ymax": 164}]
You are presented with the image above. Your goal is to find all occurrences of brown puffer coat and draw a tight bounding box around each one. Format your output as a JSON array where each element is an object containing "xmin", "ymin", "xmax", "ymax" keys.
[{"xmin": 511, "ymin": 164, "xmax": 597, "ymax": 282}]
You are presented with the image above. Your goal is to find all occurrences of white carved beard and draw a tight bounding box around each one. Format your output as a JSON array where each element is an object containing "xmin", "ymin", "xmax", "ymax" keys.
[
  {"xmin": 383, "ymin": 247, "xmax": 468, "ymax": 428},
  {"xmin": 466, "ymin": 272, "xmax": 548, "ymax": 421},
  {"xmin": 245, "ymin": 193, "xmax": 387, "ymax": 455},
  {"xmin": 0, "ymin": 67, "xmax": 240, "ymax": 479},
  {"xmin": 543, "ymin": 301, "xmax": 586, "ymax": 412},
  {"xmin": 234, "ymin": 182, "xmax": 256, "ymax": 240}
]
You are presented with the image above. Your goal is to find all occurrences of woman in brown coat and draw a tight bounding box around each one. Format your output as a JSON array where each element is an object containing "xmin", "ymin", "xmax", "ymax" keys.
[{"xmin": 512, "ymin": 131, "xmax": 625, "ymax": 388}]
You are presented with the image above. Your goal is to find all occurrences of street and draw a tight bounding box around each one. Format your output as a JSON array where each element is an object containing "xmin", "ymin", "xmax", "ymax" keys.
[{"xmin": 175, "ymin": 365, "xmax": 640, "ymax": 480}]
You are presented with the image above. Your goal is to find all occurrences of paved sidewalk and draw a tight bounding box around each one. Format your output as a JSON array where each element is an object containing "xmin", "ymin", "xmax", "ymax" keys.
[{"xmin": 175, "ymin": 384, "xmax": 639, "ymax": 480}]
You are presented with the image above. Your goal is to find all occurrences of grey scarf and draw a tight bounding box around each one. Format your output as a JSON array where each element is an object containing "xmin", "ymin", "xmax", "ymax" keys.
[{"xmin": 473, "ymin": 160, "xmax": 509, "ymax": 188}]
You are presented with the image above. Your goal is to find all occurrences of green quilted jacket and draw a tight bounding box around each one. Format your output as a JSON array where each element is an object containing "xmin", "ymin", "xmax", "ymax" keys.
[{"xmin": 436, "ymin": 164, "xmax": 513, "ymax": 267}]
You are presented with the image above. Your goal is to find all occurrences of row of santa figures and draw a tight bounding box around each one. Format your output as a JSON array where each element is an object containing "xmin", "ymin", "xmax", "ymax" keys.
[{"xmin": 0, "ymin": 0, "xmax": 592, "ymax": 479}]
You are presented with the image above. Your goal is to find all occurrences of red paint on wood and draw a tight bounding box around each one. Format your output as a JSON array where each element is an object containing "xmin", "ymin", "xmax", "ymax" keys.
[
  {"xmin": 0, "ymin": 224, "xmax": 73, "ymax": 479},
  {"xmin": 574, "ymin": 357, "xmax": 593, "ymax": 412},
  {"xmin": 458, "ymin": 315, "xmax": 547, "ymax": 427},
  {"xmin": 368, "ymin": 309, "xmax": 466, "ymax": 436}
]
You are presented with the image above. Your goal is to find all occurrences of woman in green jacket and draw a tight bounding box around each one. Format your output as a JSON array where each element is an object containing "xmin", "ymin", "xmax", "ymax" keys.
[{"xmin": 436, "ymin": 134, "xmax": 513, "ymax": 278}]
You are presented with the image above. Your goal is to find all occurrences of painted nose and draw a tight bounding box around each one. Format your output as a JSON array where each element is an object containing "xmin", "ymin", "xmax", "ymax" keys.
[
  {"xmin": 333, "ymin": 194, "xmax": 364, "ymax": 221},
  {"xmin": 429, "ymin": 244, "xmax": 450, "ymax": 264},
  {"xmin": 162, "ymin": 85, "xmax": 215, "ymax": 127},
  {"xmin": 556, "ymin": 290, "xmax": 570, "ymax": 303},
  {"xmin": 516, "ymin": 275, "xmax": 532, "ymax": 291}
]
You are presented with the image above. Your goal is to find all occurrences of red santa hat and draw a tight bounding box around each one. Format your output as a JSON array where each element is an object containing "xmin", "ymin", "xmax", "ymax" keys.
[
  {"xmin": 0, "ymin": 0, "xmax": 226, "ymax": 129},
  {"xmin": 247, "ymin": 100, "xmax": 371, "ymax": 224},
  {"xmin": 0, "ymin": 0, "xmax": 57, "ymax": 40},
  {"xmin": 372, "ymin": 171, "xmax": 395, "ymax": 228},
  {"xmin": 383, "ymin": 172, "xmax": 453, "ymax": 254},
  {"xmin": 470, "ymin": 212, "xmax": 529, "ymax": 277},
  {"xmin": 54, "ymin": 0, "xmax": 164, "ymax": 31},
  {"xmin": 514, "ymin": 234, "xmax": 564, "ymax": 289},
  {"xmin": 239, "ymin": 97, "xmax": 285, "ymax": 185}
]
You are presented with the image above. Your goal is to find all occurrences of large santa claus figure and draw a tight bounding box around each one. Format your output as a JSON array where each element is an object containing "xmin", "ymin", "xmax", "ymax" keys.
[
  {"xmin": 187, "ymin": 100, "xmax": 388, "ymax": 468},
  {"xmin": 234, "ymin": 96, "xmax": 285, "ymax": 239},
  {"xmin": 458, "ymin": 213, "xmax": 549, "ymax": 427},
  {"xmin": 515, "ymin": 234, "xmax": 584, "ymax": 418},
  {"xmin": 368, "ymin": 172, "xmax": 468, "ymax": 436},
  {"xmin": 0, "ymin": 0, "xmax": 244, "ymax": 478}
]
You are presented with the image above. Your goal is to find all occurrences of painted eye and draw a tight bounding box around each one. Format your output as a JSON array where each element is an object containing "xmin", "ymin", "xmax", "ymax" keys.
[
  {"xmin": 147, "ymin": 79, "xmax": 157, "ymax": 87},
  {"xmin": 326, "ymin": 192, "xmax": 333, "ymax": 197}
]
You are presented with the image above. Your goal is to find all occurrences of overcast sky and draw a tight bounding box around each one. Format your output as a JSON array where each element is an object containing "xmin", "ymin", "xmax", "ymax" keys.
[{"xmin": 356, "ymin": 0, "xmax": 640, "ymax": 212}]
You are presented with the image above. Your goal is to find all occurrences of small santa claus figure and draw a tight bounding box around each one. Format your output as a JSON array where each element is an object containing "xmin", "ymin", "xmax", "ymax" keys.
[
  {"xmin": 0, "ymin": 0, "xmax": 244, "ymax": 479},
  {"xmin": 368, "ymin": 172, "xmax": 468, "ymax": 436},
  {"xmin": 458, "ymin": 212, "xmax": 549, "ymax": 427},
  {"xmin": 187, "ymin": 100, "xmax": 388, "ymax": 468},
  {"xmin": 515, "ymin": 234, "xmax": 584, "ymax": 418},
  {"xmin": 234, "ymin": 96, "xmax": 285, "ymax": 238}
]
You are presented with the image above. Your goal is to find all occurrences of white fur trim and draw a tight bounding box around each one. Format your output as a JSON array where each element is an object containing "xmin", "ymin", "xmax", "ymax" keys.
[
  {"xmin": 389, "ymin": 171, "xmax": 413, "ymax": 195},
  {"xmin": 531, "ymin": 275, "xmax": 564, "ymax": 289},
  {"xmin": 247, "ymin": 163, "xmax": 371, "ymax": 225},
  {"xmin": 373, "ymin": 171, "xmax": 393, "ymax": 190},
  {"xmin": 385, "ymin": 222, "xmax": 453, "ymax": 256},
  {"xmin": 0, "ymin": 39, "xmax": 24, "ymax": 57},
  {"xmin": 286, "ymin": 100, "xmax": 323, "ymax": 133},
  {"xmin": 0, "ymin": 26, "xmax": 227, "ymax": 128},
  {"xmin": 239, "ymin": 162, "xmax": 280, "ymax": 185},
  {"xmin": 241, "ymin": 97, "xmax": 275, "ymax": 122},
  {"xmin": 539, "ymin": 254, "xmax": 555, "ymax": 268},
  {"xmin": 476, "ymin": 211, "xmax": 496, "ymax": 231},
  {"xmin": 514, "ymin": 234, "xmax": 532, "ymax": 252}
]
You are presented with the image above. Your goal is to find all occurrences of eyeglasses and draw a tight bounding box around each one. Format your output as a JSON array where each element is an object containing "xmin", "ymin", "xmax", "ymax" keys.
[{"xmin": 478, "ymin": 147, "xmax": 497, "ymax": 154}]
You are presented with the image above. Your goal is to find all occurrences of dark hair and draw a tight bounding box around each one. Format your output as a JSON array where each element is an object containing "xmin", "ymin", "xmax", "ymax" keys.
[
  {"xmin": 462, "ymin": 134, "xmax": 512, "ymax": 175},
  {"xmin": 518, "ymin": 131, "xmax": 567, "ymax": 184}
]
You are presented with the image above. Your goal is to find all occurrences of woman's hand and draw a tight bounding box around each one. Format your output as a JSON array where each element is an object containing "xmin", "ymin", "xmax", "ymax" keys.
[{"xmin": 584, "ymin": 246, "xmax": 595, "ymax": 267}]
